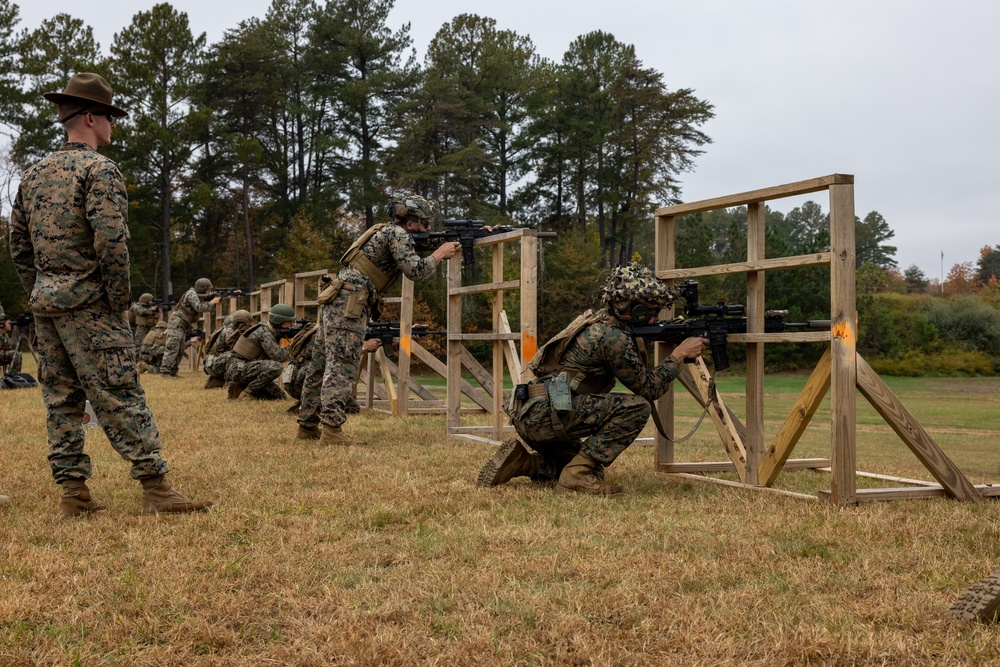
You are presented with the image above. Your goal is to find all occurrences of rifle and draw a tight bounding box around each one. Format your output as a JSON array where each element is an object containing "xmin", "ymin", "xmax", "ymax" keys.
[
  {"xmin": 412, "ymin": 219, "xmax": 515, "ymax": 266},
  {"xmin": 216, "ymin": 287, "xmax": 246, "ymax": 299},
  {"xmin": 152, "ymin": 298, "xmax": 176, "ymax": 312},
  {"xmin": 365, "ymin": 321, "xmax": 446, "ymax": 348},
  {"xmin": 631, "ymin": 280, "xmax": 830, "ymax": 371},
  {"xmin": 275, "ymin": 318, "xmax": 313, "ymax": 340},
  {"xmin": 189, "ymin": 328, "xmax": 207, "ymax": 341}
]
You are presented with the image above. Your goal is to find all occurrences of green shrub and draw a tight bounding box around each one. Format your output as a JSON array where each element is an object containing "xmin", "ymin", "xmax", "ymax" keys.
[{"xmin": 868, "ymin": 345, "xmax": 997, "ymax": 376}]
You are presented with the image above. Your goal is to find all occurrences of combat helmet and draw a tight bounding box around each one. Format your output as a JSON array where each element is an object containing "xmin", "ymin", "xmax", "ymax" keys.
[
  {"xmin": 231, "ymin": 309, "xmax": 253, "ymax": 330},
  {"xmin": 223, "ymin": 314, "xmax": 234, "ymax": 327},
  {"xmin": 268, "ymin": 303, "xmax": 296, "ymax": 327},
  {"xmin": 194, "ymin": 278, "xmax": 214, "ymax": 297},
  {"xmin": 599, "ymin": 262, "xmax": 675, "ymax": 322},
  {"xmin": 139, "ymin": 293, "xmax": 154, "ymax": 304},
  {"xmin": 386, "ymin": 193, "xmax": 437, "ymax": 223},
  {"xmin": 155, "ymin": 320, "xmax": 167, "ymax": 329}
]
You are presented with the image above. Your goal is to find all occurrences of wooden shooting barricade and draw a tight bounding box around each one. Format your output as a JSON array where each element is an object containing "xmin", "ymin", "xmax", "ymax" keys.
[
  {"xmin": 445, "ymin": 228, "xmax": 552, "ymax": 443},
  {"xmin": 354, "ymin": 276, "xmax": 451, "ymax": 415},
  {"xmin": 653, "ymin": 174, "xmax": 994, "ymax": 505}
]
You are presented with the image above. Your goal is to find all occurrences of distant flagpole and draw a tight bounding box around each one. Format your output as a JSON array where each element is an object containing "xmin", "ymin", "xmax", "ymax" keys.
[{"xmin": 941, "ymin": 250, "xmax": 945, "ymax": 294}]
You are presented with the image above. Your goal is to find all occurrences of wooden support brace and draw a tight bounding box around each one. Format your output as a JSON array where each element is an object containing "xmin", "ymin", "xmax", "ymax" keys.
[
  {"xmin": 855, "ymin": 353, "xmax": 982, "ymax": 502},
  {"xmin": 758, "ymin": 347, "xmax": 833, "ymax": 487},
  {"xmin": 676, "ymin": 358, "xmax": 747, "ymax": 482}
]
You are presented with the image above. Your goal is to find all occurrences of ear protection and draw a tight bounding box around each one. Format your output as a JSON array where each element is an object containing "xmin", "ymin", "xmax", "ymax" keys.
[{"xmin": 629, "ymin": 302, "xmax": 653, "ymax": 322}]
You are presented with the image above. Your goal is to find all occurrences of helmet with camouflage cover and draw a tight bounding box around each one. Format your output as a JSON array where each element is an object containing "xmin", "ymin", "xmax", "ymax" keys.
[
  {"xmin": 386, "ymin": 193, "xmax": 437, "ymax": 223},
  {"xmin": 599, "ymin": 262, "xmax": 675, "ymax": 321},
  {"xmin": 231, "ymin": 309, "xmax": 253, "ymax": 330},
  {"xmin": 139, "ymin": 293, "xmax": 154, "ymax": 304},
  {"xmin": 155, "ymin": 320, "xmax": 167, "ymax": 329},
  {"xmin": 268, "ymin": 303, "xmax": 295, "ymax": 327},
  {"xmin": 194, "ymin": 278, "xmax": 214, "ymax": 297}
]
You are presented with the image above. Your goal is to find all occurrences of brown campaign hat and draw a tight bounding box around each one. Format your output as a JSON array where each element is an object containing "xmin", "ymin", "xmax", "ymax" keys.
[{"xmin": 43, "ymin": 73, "xmax": 127, "ymax": 119}]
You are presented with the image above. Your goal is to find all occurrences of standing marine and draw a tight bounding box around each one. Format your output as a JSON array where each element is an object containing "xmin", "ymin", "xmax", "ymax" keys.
[
  {"xmin": 0, "ymin": 305, "xmax": 23, "ymax": 376},
  {"xmin": 160, "ymin": 278, "xmax": 219, "ymax": 376},
  {"xmin": 317, "ymin": 194, "xmax": 460, "ymax": 445},
  {"xmin": 8, "ymin": 71, "xmax": 212, "ymax": 516}
]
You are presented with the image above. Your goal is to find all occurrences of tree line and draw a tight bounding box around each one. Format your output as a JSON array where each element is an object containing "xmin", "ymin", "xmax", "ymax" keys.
[
  {"xmin": 0, "ymin": 0, "xmax": 997, "ymax": 374},
  {"xmin": 0, "ymin": 0, "xmax": 712, "ymax": 310}
]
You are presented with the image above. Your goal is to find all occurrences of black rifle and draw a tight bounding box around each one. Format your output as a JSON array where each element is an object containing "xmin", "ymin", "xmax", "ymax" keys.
[
  {"xmin": 216, "ymin": 287, "xmax": 246, "ymax": 299},
  {"xmin": 365, "ymin": 321, "xmax": 446, "ymax": 348},
  {"xmin": 631, "ymin": 280, "xmax": 830, "ymax": 371},
  {"xmin": 9, "ymin": 312, "xmax": 33, "ymax": 328},
  {"xmin": 411, "ymin": 219, "xmax": 515, "ymax": 266},
  {"xmin": 189, "ymin": 328, "xmax": 207, "ymax": 341},
  {"xmin": 275, "ymin": 318, "xmax": 313, "ymax": 340},
  {"xmin": 152, "ymin": 298, "xmax": 176, "ymax": 312}
]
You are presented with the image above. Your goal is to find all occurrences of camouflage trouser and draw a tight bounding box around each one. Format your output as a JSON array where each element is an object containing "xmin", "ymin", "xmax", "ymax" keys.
[
  {"xmin": 227, "ymin": 357, "xmax": 286, "ymax": 399},
  {"xmin": 1, "ymin": 349, "xmax": 22, "ymax": 375},
  {"xmin": 204, "ymin": 351, "xmax": 233, "ymax": 380},
  {"xmin": 33, "ymin": 301, "xmax": 169, "ymax": 484},
  {"xmin": 132, "ymin": 325, "xmax": 150, "ymax": 350},
  {"xmin": 160, "ymin": 319, "xmax": 189, "ymax": 375},
  {"xmin": 319, "ymin": 286, "xmax": 369, "ymax": 429},
  {"xmin": 509, "ymin": 391, "xmax": 650, "ymax": 473},
  {"xmin": 295, "ymin": 333, "xmax": 326, "ymax": 429}
]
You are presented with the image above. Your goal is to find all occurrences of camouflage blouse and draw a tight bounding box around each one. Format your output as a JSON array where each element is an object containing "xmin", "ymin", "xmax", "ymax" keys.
[
  {"xmin": 10, "ymin": 142, "xmax": 131, "ymax": 315},
  {"xmin": 338, "ymin": 223, "xmax": 440, "ymax": 300},
  {"xmin": 557, "ymin": 315, "xmax": 683, "ymax": 402}
]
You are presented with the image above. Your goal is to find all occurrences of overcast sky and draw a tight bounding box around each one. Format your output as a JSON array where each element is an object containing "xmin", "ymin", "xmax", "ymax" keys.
[{"xmin": 17, "ymin": 0, "xmax": 1000, "ymax": 281}]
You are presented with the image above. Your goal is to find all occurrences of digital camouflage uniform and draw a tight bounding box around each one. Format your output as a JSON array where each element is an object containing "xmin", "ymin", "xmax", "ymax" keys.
[
  {"xmin": 8, "ymin": 142, "xmax": 169, "ymax": 484},
  {"xmin": 0, "ymin": 316, "xmax": 22, "ymax": 376},
  {"xmin": 225, "ymin": 322, "xmax": 289, "ymax": 400},
  {"xmin": 203, "ymin": 322, "xmax": 237, "ymax": 382},
  {"xmin": 138, "ymin": 324, "xmax": 167, "ymax": 373},
  {"xmin": 508, "ymin": 309, "xmax": 684, "ymax": 479},
  {"xmin": 320, "ymin": 224, "xmax": 440, "ymax": 429},
  {"xmin": 160, "ymin": 288, "xmax": 213, "ymax": 375},
  {"xmin": 128, "ymin": 299, "xmax": 157, "ymax": 349}
]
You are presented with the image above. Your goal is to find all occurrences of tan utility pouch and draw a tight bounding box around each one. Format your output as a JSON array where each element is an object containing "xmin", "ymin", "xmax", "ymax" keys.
[
  {"xmin": 135, "ymin": 314, "xmax": 157, "ymax": 327},
  {"xmin": 317, "ymin": 277, "xmax": 345, "ymax": 305},
  {"xmin": 232, "ymin": 330, "xmax": 263, "ymax": 361},
  {"xmin": 344, "ymin": 286, "xmax": 368, "ymax": 320}
]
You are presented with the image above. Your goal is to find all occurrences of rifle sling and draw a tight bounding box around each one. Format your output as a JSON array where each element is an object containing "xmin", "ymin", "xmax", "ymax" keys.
[{"xmin": 646, "ymin": 377, "xmax": 715, "ymax": 443}]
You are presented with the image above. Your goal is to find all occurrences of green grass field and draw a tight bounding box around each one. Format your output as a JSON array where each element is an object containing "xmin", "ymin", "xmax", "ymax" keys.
[{"xmin": 3, "ymin": 358, "xmax": 1000, "ymax": 665}]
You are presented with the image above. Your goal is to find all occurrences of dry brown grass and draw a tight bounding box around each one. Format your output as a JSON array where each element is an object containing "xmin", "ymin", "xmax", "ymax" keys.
[{"xmin": 3, "ymin": 363, "xmax": 1000, "ymax": 665}]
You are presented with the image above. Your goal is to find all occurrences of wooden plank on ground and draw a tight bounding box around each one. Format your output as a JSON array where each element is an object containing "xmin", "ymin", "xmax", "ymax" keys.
[
  {"xmin": 665, "ymin": 473, "xmax": 817, "ymax": 501},
  {"xmin": 662, "ymin": 458, "xmax": 829, "ymax": 474}
]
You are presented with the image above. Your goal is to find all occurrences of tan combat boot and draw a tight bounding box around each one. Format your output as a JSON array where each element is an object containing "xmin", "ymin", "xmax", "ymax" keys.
[
  {"xmin": 140, "ymin": 475, "xmax": 213, "ymax": 514},
  {"xmin": 204, "ymin": 376, "xmax": 225, "ymax": 389},
  {"xmin": 319, "ymin": 426, "xmax": 364, "ymax": 446},
  {"xmin": 296, "ymin": 425, "xmax": 321, "ymax": 440},
  {"xmin": 950, "ymin": 564, "xmax": 1000, "ymax": 623},
  {"xmin": 60, "ymin": 479, "xmax": 108, "ymax": 517},
  {"xmin": 477, "ymin": 438, "xmax": 542, "ymax": 487},
  {"xmin": 556, "ymin": 453, "xmax": 623, "ymax": 496},
  {"xmin": 227, "ymin": 382, "xmax": 245, "ymax": 400}
]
